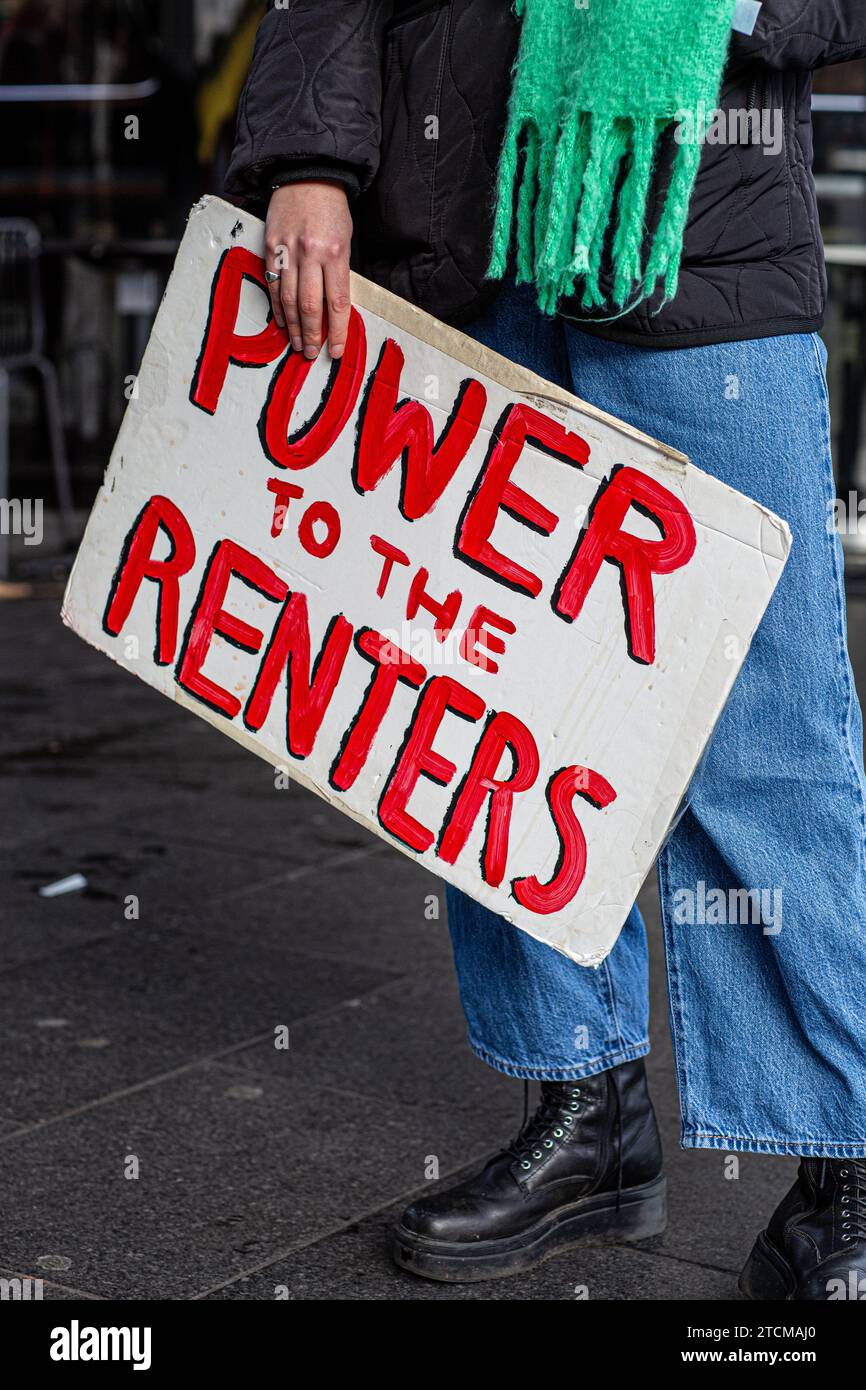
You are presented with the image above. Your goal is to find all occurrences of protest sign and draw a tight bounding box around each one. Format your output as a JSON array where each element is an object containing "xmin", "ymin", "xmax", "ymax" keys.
[{"xmin": 62, "ymin": 195, "xmax": 791, "ymax": 964}]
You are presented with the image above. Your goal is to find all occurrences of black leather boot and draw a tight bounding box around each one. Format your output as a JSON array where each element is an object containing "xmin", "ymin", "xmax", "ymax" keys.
[
  {"xmin": 740, "ymin": 1158, "xmax": 866, "ymax": 1300},
  {"xmin": 392, "ymin": 1058, "xmax": 665, "ymax": 1282}
]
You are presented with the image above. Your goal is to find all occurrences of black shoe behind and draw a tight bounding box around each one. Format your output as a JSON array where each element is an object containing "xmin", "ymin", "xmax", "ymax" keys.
[
  {"xmin": 739, "ymin": 1158, "xmax": 866, "ymax": 1300},
  {"xmin": 393, "ymin": 1058, "xmax": 666, "ymax": 1283}
]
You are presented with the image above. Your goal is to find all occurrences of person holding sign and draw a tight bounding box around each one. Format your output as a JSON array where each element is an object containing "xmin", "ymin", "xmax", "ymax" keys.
[{"xmin": 226, "ymin": 0, "xmax": 866, "ymax": 1297}]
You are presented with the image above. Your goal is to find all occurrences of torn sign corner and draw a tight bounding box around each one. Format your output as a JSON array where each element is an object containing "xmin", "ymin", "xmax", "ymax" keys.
[{"xmin": 189, "ymin": 194, "xmax": 214, "ymax": 218}]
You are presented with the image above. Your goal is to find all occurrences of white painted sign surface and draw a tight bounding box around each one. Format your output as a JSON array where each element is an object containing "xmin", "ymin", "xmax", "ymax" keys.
[{"xmin": 62, "ymin": 196, "xmax": 791, "ymax": 964}]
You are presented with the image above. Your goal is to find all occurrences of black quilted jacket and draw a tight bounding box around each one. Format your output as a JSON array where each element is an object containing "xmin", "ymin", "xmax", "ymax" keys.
[{"xmin": 225, "ymin": 0, "xmax": 866, "ymax": 348}]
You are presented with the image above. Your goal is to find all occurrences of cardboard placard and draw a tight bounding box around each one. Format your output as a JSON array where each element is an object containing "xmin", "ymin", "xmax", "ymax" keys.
[{"xmin": 62, "ymin": 196, "xmax": 791, "ymax": 964}]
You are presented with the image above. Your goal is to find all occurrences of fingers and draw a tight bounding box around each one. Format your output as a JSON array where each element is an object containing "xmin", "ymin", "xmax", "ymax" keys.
[
  {"xmin": 297, "ymin": 256, "xmax": 325, "ymax": 360},
  {"xmin": 265, "ymin": 240, "xmax": 324, "ymax": 361},
  {"xmin": 264, "ymin": 241, "xmax": 288, "ymax": 331},
  {"xmin": 279, "ymin": 261, "xmax": 302, "ymax": 353},
  {"xmin": 265, "ymin": 241, "xmax": 303, "ymax": 352},
  {"xmin": 265, "ymin": 184, "xmax": 353, "ymax": 361},
  {"xmin": 323, "ymin": 253, "xmax": 351, "ymax": 360}
]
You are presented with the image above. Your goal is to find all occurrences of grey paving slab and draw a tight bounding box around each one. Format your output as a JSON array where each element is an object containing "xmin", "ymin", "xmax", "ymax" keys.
[
  {"xmin": 0, "ymin": 927, "xmax": 397, "ymax": 1124},
  {"xmin": 0, "ymin": 1268, "xmax": 102, "ymax": 1300},
  {"xmin": 0, "ymin": 1061, "xmax": 527, "ymax": 1300},
  {"xmin": 3, "ymin": 807, "xmax": 380, "ymax": 947},
  {"xmin": 658, "ymin": 1144, "xmax": 795, "ymax": 1276},
  {"xmin": 0, "ymin": 877, "xmax": 121, "ymax": 974},
  {"xmin": 0, "ymin": 639, "xmax": 164, "ymax": 760},
  {"xmin": 4, "ymin": 730, "xmax": 365, "ymax": 851},
  {"xmin": 0, "ymin": 746, "xmax": 217, "ymax": 860},
  {"xmin": 229, "ymin": 969, "xmax": 519, "ymax": 1114},
  {"xmin": 198, "ymin": 1203, "xmax": 738, "ymax": 1301},
  {"xmin": 194, "ymin": 849, "xmax": 452, "ymax": 977}
]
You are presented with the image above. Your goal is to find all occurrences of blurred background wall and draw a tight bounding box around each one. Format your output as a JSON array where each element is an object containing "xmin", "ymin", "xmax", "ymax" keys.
[{"xmin": 0, "ymin": 0, "xmax": 260, "ymax": 579}]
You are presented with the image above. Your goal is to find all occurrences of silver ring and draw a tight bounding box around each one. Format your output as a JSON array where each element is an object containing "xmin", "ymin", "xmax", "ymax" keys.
[{"xmin": 264, "ymin": 269, "xmax": 280, "ymax": 283}]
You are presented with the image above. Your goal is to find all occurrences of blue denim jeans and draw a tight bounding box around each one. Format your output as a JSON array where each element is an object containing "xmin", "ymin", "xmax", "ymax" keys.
[{"xmin": 447, "ymin": 281, "xmax": 866, "ymax": 1157}]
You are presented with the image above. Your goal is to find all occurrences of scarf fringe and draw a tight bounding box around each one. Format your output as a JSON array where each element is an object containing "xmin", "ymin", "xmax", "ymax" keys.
[{"xmin": 489, "ymin": 111, "xmax": 705, "ymax": 318}]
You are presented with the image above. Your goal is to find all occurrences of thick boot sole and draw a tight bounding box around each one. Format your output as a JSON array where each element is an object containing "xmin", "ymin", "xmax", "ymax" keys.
[
  {"xmin": 392, "ymin": 1175, "xmax": 667, "ymax": 1284},
  {"xmin": 738, "ymin": 1232, "xmax": 794, "ymax": 1300}
]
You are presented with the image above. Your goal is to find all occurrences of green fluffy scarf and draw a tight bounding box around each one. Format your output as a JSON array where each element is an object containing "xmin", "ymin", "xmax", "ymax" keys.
[{"xmin": 488, "ymin": 0, "xmax": 737, "ymax": 316}]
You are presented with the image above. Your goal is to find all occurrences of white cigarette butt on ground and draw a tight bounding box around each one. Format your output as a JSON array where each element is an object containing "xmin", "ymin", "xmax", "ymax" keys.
[{"xmin": 38, "ymin": 873, "xmax": 88, "ymax": 898}]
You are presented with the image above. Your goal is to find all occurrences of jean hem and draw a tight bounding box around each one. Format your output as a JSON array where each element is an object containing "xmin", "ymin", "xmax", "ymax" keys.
[
  {"xmin": 681, "ymin": 1128, "xmax": 866, "ymax": 1158},
  {"xmin": 467, "ymin": 1037, "xmax": 650, "ymax": 1081}
]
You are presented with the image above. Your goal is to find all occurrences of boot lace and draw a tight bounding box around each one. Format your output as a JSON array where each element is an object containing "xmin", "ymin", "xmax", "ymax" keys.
[
  {"xmin": 838, "ymin": 1160, "xmax": 866, "ymax": 1243},
  {"xmin": 839, "ymin": 1156, "xmax": 866, "ymax": 1245},
  {"xmin": 506, "ymin": 1082, "xmax": 583, "ymax": 1172}
]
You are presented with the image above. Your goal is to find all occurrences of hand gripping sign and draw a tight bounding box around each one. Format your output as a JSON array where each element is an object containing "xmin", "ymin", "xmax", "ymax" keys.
[{"xmin": 62, "ymin": 196, "xmax": 791, "ymax": 965}]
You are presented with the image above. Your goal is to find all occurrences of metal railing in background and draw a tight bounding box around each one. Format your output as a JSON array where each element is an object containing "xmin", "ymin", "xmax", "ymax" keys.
[{"xmin": 0, "ymin": 219, "xmax": 75, "ymax": 579}]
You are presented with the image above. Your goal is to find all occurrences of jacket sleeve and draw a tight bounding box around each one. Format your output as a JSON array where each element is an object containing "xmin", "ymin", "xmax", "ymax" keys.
[
  {"xmin": 729, "ymin": 0, "xmax": 866, "ymax": 70},
  {"xmin": 224, "ymin": 0, "xmax": 394, "ymax": 206}
]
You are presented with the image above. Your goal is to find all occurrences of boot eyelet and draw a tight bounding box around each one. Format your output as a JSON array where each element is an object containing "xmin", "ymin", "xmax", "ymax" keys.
[
  {"xmin": 532, "ymin": 1149, "xmax": 543, "ymax": 1159},
  {"xmin": 553, "ymin": 1127, "xmax": 564, "ymax": 1138},
  {"xmin": 570, "ymin": 1102, "xmax": 579, "ymax": 1111},
  {"xmin": 544, "ymin": 1139, "xmax": 554, "ymax": 1149},
  {"xmin": 521, "ymin": 1160, "xmax": 532, "ymax": 1170},
  {"xmin": 571, "ymin": 1088, "xmax": 581, "ymax": 1098},
  {"xmin": 564, "ymin": 1116, "xmax": 573, "ymax": 1125}
]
